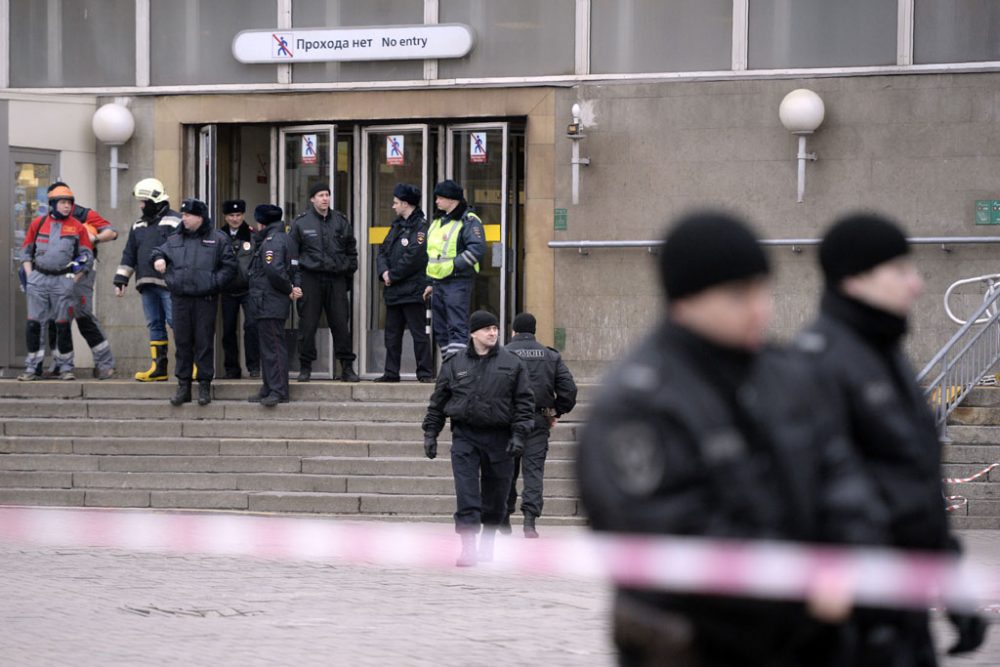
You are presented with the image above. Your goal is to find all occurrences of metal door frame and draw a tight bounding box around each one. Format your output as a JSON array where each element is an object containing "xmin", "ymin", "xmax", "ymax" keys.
[
  {"xmin": 277, "ymin": 124, "xmax": 337, "ymax": 377},
  {"xmin": 446, "ymin": 122, "xmax": 510, "ymax": 333},
  {"xmin": 358, "ymin": 123, "xmax": 430, "ymax": 377},
  {"xmin": 197, "ymin": 125, "xmax": 216, "ymax": 214},
  {"xmin": 6, "ymin": 148, "xmax": 59, "ymax": 369}
]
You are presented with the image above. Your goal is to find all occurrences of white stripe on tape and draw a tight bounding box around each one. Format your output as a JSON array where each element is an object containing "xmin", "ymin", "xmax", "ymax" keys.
[{"xmin": 0, "ymin": 506, "xmax": 995, "ymax": 613}]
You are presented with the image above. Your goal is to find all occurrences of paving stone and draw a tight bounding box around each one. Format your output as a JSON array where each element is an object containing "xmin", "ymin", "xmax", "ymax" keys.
[
  {"xmin": 0, "ymin": 454, "xmax": 100, "ymax": 472},
  {"xmin": 150, "ymin": 490, "xmax": 249, "ymax": 510},
  {"xmin": 0, "ymin": 471, "xmax": 73, "ymax": 488},
  {"xmin": 72, "ymin": 437, "xmax": 221, "ymax": 456},
  {"xmin": 0, "ymin": 488, "xmax": 84, "ymax": 506},
  {"xmin": 73, "ymin": 472, "xmax": 240, "ymax": 491},
  {"xmin": 247, "ymin": 492, "xmax": 361, "ymax": 513},
  {"xmin": 0, "ymin": 437, "xmax": 74, "ymax": 454},
  {"xmin": 98, "ymin": 456, "xmax": 302, "ymax": 474},
  {"xmin": 84, "ymin": 489, "xmax": 151, "ymax": 508},
  {"xmin": 235, "ymin": 474, "xmax": 349, "ymax": 493}
]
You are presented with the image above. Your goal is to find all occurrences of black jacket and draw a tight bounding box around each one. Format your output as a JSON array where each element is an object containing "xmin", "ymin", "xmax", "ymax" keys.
[
  {"xmin": 428, "ymin": 201, "xmax": 486, "ymax": 282},
  {"xmin": 376, "ymin": 208, "xmax": 429, "ymax": 306},
  {"xmin": 151, "ymin": 218, "xmax": 237, "ymax": 297},
  {"xmin": 221, "ymin": 221, "xmax": 255, "ymax": 294},
  {"xmin": 504, "ymin": 333, "xmax": 577, "ymax": 429},
  {"xmin": 288, "ymin": 206, "xmax": 357, "ymax": 279},
  {"xmin": 422, "ymin": 343, "xmax": 536, "ymax": 452},
  {"xmin": 802, "ymin": 291, "xmax": 952, "ymax": 553},
  {"xmin": 577, "ymin": 322, "xmax": 883, "ymax": 663},
  {"xmin": 114, "ymin": 206, "xmax": 181, "ymax": 292},
  {"xmin": 248, "ymin": 221, "xmax": 295, "ymax": 321}
]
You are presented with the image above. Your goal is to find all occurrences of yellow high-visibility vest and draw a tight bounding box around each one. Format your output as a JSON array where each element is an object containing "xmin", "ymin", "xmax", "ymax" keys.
[{"xmin": 426, "ymin": 212, "xmax": 481, "ymax": 280}]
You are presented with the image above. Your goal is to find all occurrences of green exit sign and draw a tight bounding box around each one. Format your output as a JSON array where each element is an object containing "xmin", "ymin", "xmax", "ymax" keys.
[
  {"xmin": 975, "ymin": 200, "xmax": 1000, "ymax": 225},
  {"xmin": 554, "ymin": 208, "xmax": 567, "ymax": 231}
]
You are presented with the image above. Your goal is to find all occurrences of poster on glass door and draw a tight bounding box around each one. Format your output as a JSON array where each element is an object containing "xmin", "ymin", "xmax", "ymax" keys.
[
  {"xmin": 470, "ymin": 132, "xmax": 487, "ymax": 164},
  {"xmin": 301, "ymin": 134, "xmax": 318, "ymax": 165},
  {"xmin": 387, "ymin": 135, "xmax": 405, "ymax": 166}
]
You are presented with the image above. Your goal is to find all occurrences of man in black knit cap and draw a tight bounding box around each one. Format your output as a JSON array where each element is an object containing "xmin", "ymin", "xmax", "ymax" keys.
[
  {"xmin": 798, "ymin": 212, "xmax": 987, "ymax": 665},
  {"xmin": 578, "ymin": 210, "xmax": 883, "ymax": 666}
]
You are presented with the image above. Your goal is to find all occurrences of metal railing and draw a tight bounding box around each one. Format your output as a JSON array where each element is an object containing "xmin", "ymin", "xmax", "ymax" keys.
[
  {"xmin": 918, "ymin": 274, "xmax": 1000, "ymax": 439},
  {"xmin": 548, "ymin": 237, "xmax": 1000, "ymax": 253}
]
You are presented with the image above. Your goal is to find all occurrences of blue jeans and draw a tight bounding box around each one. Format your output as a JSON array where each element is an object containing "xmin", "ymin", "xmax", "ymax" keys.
[{"xmin": 140, "ymin": 285, "xmax": 173, "ymax": 341}]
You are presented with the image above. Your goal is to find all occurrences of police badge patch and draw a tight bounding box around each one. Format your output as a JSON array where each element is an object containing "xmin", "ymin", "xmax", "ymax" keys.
[
  {"xmin": 264, "ymin": 250, "xmax": 275, "ymax": 264},
  {"xmin": 401, "ymin": 238, "xmax": 409, "ymax": 247},
  {"xmin": 416, "ymin": 232, "xmax": 425, "ymax": 245},
  {"xmin": 243, "ymin": 241, "xmax": 252, "ymax": 251}
]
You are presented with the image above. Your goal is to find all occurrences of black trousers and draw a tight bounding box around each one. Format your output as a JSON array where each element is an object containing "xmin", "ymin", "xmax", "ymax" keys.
[
  {"xmin": 297, "ymin": 271, "xmax": 354, "ymax": 366},
  {"xmin": 172, "ymin": 294, "xmax": 218, "ymax": 382},
  {"xmin": 257, "ymin": 318, "xmax": 289, "ymax": 400},
  {"xmin": 506, "ymin": 426, "xmax": 550, "ymax": 518},
  {"xmin": 383, "ymin": 301, "xmax": 433, "ymax": 380},
  {"xmin": 450, "ymin": 432, "xmax": 514, "ymax": 533},
  {"xmin": 221, "ymin": 291, "xmax": 259, "ymax": 375}
]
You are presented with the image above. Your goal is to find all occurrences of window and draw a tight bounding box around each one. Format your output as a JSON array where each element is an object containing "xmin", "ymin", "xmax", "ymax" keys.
[
  {"xmin": 914, "ymin": 0, "xmax": 1000, "ymax": 64},
  {"xmin": 292, "ymin": 0, "xmax": 424, "ymax": 83},
  {"xmin": 591, "ymin": 0, "xmax": 732, "ymax": 74},
  {"xmin": 150, "ymin": 0, "xmax": 277, "ymax": 85},
  {"xmin": 748, "ymin": 0, "xmax": 896, "ymax": 69},
  {"xmin": 10, "ymin": 0, "xmax": 135, "ymax": 87},
  {"xmin": 438, "ymin": 0, "xmax": 575, "ymax": 78}
]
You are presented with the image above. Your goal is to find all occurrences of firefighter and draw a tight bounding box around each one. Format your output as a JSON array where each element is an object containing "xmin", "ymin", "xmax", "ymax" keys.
[{"xmin": 113, "ymin": 177, "xmax": 181, "ymax": 381}]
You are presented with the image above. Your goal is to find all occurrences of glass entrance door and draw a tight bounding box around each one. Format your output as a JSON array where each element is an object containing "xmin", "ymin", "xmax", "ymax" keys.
[
  {"xmin": 278, "ymin": 124, "xmax": 336, "ymax": 378},
  {"xmin": 447, "ymin": 124, "xmax": 510, "ymax": 332},
  {"xmin": 5, "ymin": 150, "xmax": 58, "ymax": 368},
  {"xmin": 359, "ymin": 125, "xmax": 430, "ymax": 377}
]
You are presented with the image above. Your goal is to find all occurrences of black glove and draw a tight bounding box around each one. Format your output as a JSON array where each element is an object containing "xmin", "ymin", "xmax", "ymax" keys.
[
  {"xmin": 948, "ymin": 611, "xmax": 987, "ymax": 655},
  {"xmin": 507, "ymin": 434, "xmax": 525, "ymax": 457},
  {"xmin": 423, "ymin": 434, "xmax": 437, "ymax": 460},
  {"xmin": 112, "ymin": 274, "xmax": 128, "ymax": 288}
]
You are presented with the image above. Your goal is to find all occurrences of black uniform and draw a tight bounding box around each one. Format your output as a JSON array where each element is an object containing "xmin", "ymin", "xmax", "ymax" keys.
[
  {"xmin": 114, "ymin": 204, "xmax": 181, "ymax": 293},
  {"xmin": 248, "ymin": 221, "xmax": 296, "ymax": 402},
  {"xmin": 288, "ymin": 206, "xmax": 358, "ymax": 371},
  {"xmin": 151, "ymin": 218, "xmax": 237, "ymax": 382},
  {"xmin": 801, "ymin": 290, "xmax": 957, "ymax": 666},
  {"xmin": 578, "ymin": 322, "xmax": 882, "ymax": 666},
  {"xmin": 375, "ymin": 207, "xmax": 432, "ymax": 380},
  {"xmin": 423, "ymin": 343, "xmax": 536, "ymax": 532},
  {"xmin": 220, "ymin": 221, "xmax": 260, "ymax": 378},
  {"xmin": 504, "ymin": 333, "xmax": 577, "ymax": 519}
]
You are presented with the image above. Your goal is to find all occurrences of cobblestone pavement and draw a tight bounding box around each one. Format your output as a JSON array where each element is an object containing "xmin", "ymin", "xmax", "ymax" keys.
[{"xmin": 1, "ymin": 521, "xmax": 998, "ymax": 666}]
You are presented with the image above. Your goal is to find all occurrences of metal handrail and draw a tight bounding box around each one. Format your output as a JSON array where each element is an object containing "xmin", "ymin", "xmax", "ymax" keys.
[
  {"xmin": 917, "ymin": 279, "xmax": 1000, "ymax": 439},
  {"xmin": 943, "ymin": 273, "xmax": 1000, "ymax": 325},
  {"xmin": 549, "ymin": 237, "xmax": 1000, "ymax": 253}
]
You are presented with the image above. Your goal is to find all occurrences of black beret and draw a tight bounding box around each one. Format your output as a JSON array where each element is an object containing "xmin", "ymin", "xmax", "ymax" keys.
[
  {"xmin": 819, "ymin": 213, "xmax": 910, "ymax": 285},
  {"xmin": 254, "ymin": 204, "xmax": 283, "ymax": 225},
  {"xmin": 433, "ymin": 179, "xmax": 463, "ymax": 201},
  {"xmin": 393, "ymin": 183, "xmax": 422, "ymax": 206},
  {"xmin": 222, "ymin": 199, "xmax": 246, "ymax": 214},
  {"xmin": 179, "ymin": 198, "xmax": 210, "ymax": 219},
  {"xmin": 308, "ymin": 182, "xmax": 331, "ymax": 198}
]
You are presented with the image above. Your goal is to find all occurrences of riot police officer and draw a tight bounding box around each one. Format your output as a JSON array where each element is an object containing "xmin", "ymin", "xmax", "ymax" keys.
[
  {"xmin": 422, "ymin": 310, "xmax": 535, "ymax": 567},
  {"xmin": 152, "ymin": 198, "xmax": 237, "ymax": 406},
  {"xmin": 502, "ymin": 312, "xmax": 577, "ymax": 538},
  {"xmin": 799, "ymin": 213, "xmax": 987, "ymax": 663},
  {"xmin": 219, "ymin": 199, "xmax": 260, "ymax": 379},
  {"xmin": 288, "ymin": 182, "xmax": 358, "ymax": 382},
  {"xmin": 578, "ymin": 211, "xmax": 882, "ymax": 666},
  {"xmin": 247, "ymin": 204, "xmax": 300, "ymax": 407}
]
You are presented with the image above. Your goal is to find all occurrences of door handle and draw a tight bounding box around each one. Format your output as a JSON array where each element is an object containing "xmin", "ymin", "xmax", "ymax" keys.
[{"xmin": 491, "ymin": 242, "xmax": 503, "ymax": 268}]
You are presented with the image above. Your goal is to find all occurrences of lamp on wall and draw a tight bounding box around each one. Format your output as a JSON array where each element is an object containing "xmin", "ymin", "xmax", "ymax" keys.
[
  {"xmin": 779, "ymin": 89, "xmax": 825, "ymax": 203},
  {"xmin": 567, "ymin": 103, "xmax": 590, "ymax": 206},
  {"xmin": 92, "ymin": 101, "xmax": 135, "ymax": 209}
]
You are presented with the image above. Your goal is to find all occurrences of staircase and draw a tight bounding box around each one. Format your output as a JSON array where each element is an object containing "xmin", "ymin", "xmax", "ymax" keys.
[
  {"xmin": 0, "ymin": 379, "xmax": 590, "ymax": 524},
  {"xmin": 943, "ymin": 385, "xmax": 1000, "ymax": 529}
]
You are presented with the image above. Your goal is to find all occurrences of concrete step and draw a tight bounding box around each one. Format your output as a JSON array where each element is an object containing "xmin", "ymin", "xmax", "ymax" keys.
[
  {"xmin": 941, "ymin": 463, "xmax": 1000, "ymax": 482},
  {"xmin": 944, "ymin": 482, "xmax": 1000, "ymax": 499},
  {"xmin": 942, "ymin": 425, "xmax": 1000, "ymax": 445},
  {"xmin": 301, "ymin": 456, "xmax": 576, "ymax": 479},
  {"xmin": 957, "ymin": 386, "xmax": 1000, "ymax": 408},
  {"xmin": 949, "ymin": 516, "xmax": 1000, "ymax": 529},
  {"xmin": 940, "ymin": 444, "xmax": 1000, "ymax": 464},
  {"xmin": 949, "ymin": 406, "xmax": 1000, "ymax": 426}
]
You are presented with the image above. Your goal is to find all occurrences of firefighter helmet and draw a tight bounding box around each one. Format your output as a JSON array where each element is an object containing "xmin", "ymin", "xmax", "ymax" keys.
[{"xmin": 133, "ymin": 178, "xmax": 169, "ymax": 204}]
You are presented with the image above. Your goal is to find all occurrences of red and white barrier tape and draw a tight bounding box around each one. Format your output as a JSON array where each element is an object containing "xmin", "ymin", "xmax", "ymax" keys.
[
  {"xmin": 0, "ymin": 506, "xmax": 997, "ymax": 614},
  {"xmin": 944, "ymin": 462, "xmax": 1000, "ymax": 485}
]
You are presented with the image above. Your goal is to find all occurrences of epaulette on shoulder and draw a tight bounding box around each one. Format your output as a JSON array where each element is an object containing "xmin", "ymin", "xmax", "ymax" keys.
[{"xmin": 546, "ymin": 346, "xmax": 561, "ymax": 355}]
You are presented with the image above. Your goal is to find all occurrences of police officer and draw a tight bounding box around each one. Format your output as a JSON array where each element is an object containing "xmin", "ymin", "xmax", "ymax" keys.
[
  {"xmin": 43, "ymin": 181, "xmax": 118, "ymax": 380},
  {"xmin": 422, "ymin": 180, "xmax": 486, "ymax": 358},
  {"xmin": 374, "ymin": 183, "xmax": 433, "ymax": 383},
  {"xmin": 247, "ymin": 204, "xmax": 301, "ymax": 407},
  {"xmin": 502, "ymin": 312, "xmax": 577, "ymax": 538},
  {"xmin": 114, "ymin": 178, "xmax": 182, "ymax": 382},
  {"xmin": 577, "ymin": 212, "xmax": 883, "ymax": 666},
  {"xmin": 152, "ymin": 198, "xmax": 237, "ymax": 407},
  {"xmin": 422, "ymin": 310, "xmax": 535, "ymax": 567},
  {"xmin": 289, "ymin": 182, "xmax": 358, "ymax": 382},
  {"xmin": 800, "ymin": 213, "xmax": 987, "ymax": 664},
  {"xmin": 219, "ymin": 199, "xmax": 260, "ymax": 379},
  {"xmin": 18, "ymin": 184, "xmax": 94, "ymax": 380}
]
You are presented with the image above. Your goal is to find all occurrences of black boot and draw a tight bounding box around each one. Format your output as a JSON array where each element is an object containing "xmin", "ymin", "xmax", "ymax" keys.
[
  {"xmin": 297, "ymin": 364, "xmax": 311, "ymax": 383},
  {"xmin": 169, "ymin": 381, "xmax": 192, "ymax": 406},
  {"xmin": 498, "ymin": 514, "xmax": 513, "ymax": 535},
  {"xmin": 197, "ymin": 381, "xmax": 212, "ymax": 406},
  {"xmin": 523, "ymin": 514, "xmax": 539, "ymax": 539},
  {"xmin": 340, "ymin": 361, "xmax": 360, "ymax": 383}
]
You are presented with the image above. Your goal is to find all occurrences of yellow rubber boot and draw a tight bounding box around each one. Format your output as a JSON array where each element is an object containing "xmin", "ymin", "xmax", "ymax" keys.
[
  {"xmin": 192, "ymin": 363, "xmax": 198, "ymax": 381},
  {"xmin": 135, "ymin": 341, "xmax": 169, "ymax": 382}
]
